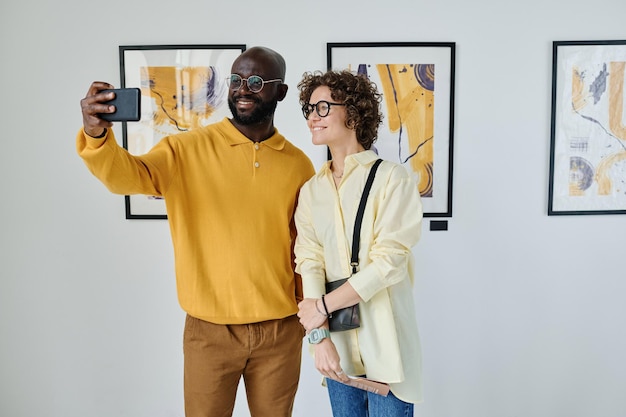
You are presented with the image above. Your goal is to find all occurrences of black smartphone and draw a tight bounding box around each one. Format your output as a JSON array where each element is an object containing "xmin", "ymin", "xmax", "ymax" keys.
[{"xmin": 99, "ymin": 88, "xmax": 141, "ymax": 122}]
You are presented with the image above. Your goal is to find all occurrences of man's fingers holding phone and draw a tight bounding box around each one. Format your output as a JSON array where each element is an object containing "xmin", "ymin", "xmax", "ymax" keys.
[
  {"xmin": 81, "ymin": 82, "xmax": 117, "ymax": 137},
  {"xmin": 98, "ymin": 88, "xmax": 141, "ymax": 122}
]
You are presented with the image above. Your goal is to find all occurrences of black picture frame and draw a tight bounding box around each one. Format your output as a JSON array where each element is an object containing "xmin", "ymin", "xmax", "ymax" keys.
[
  {"xmin": 548, "ymin": 40, "xmax": 626, "ymax": 215},
  {"xmin": 117, "ymin": 44, "xmax": 246, "ymax": 219},
  {"xmin": 327, "ymin": 42, "xmax": 456, "ymax": 218}
]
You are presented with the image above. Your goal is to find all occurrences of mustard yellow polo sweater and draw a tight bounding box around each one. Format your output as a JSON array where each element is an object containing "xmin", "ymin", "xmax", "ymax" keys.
[{"xmin": 77, "ymin": 118, "xmax": 315, "ymax": 324}]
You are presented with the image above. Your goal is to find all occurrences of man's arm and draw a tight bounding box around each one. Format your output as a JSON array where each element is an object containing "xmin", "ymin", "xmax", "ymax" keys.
[{"xmin": 76, "ymin": 81, "xmax": 165, "ymax": 197}]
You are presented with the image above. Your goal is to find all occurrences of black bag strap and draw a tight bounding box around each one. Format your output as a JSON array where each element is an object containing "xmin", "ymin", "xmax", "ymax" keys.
[{"xmin": 350, "ymin": 158, "xmax": 383, "ymax": 274}]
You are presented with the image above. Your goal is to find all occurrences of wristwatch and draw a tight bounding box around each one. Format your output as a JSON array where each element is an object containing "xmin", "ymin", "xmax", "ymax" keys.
[{"xmin": 308, "ymin": 328, "xmax": 331, "ymax": 344}]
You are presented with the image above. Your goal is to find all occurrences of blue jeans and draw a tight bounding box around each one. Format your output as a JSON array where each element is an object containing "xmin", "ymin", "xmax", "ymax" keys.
[{"xmin": 326, "ymin": 378, "xmax": 414, "ymax": 417}]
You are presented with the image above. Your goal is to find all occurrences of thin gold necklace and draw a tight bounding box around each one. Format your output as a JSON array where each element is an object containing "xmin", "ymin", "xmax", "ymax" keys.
[{"xmin": 331, "ymin": 162, "xmax": 343, "ymax": 179}]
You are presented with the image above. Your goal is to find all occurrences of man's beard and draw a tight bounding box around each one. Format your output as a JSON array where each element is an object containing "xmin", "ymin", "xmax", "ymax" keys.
[{"xmin": 228, "ymin": 96, "xmax": 278, "ymax": 125}]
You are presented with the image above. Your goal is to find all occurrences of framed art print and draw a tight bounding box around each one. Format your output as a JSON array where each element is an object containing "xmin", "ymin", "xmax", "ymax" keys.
[
  {"xmin": 548, "ymin": 40, "xmax": 626, "ymax": 215},
  {"xmin": 327, "ymin": 42, "xmax": 456, "ymax": 217},
  {"xmin": 118, "ymin": 44, "xmax": 246, "ymax": 219}
]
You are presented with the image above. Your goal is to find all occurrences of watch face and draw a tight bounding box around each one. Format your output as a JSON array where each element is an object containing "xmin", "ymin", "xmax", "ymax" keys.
[
  {"xmin": 308, "ymin": 328, "xmax": 329, "ymax": 344},
  {"xmin": 309, "ymin": 331, "xmax": 321, "ymax": 344}
]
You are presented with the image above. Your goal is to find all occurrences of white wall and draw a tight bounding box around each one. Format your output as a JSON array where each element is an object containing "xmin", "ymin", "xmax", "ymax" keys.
[{"xmin": 2, "ymin": 0, "xmax": 626, "ymax": 416}]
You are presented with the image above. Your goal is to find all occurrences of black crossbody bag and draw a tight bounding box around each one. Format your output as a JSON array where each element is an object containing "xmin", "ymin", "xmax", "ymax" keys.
[{"xmin": 325, "ymin": 159, "xmax": 383, "ymax": 332}]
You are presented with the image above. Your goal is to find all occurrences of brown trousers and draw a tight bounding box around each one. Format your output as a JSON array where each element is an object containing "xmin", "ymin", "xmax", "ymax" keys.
[{"xmin": 183, "ymin": 314, "xmax": 304, "ymax": 417}]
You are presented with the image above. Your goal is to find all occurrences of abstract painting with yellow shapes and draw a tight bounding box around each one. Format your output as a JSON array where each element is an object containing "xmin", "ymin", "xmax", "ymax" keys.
[
  {"xmin": 375, "ymin": 63, "xmax": 435, "ymax": 198},
  {"xmin": 328, "ymin": 42, "xmax": 455, "ymax": 217},
  {"xmin": 142, "ymin": 65, "xmax": 227, "ymax": 130},
  {"xmin": 549, "ymin": 40, "xmax": 626, "ymax": 215},
  {"xmin": 118, "ymin": 45, "xmax": 246, "ymax": 219}
]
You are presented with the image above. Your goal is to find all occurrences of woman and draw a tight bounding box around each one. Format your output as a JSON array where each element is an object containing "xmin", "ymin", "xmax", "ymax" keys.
[{"xmin": 295, "ymin": 69, "xmax": 424, "ymax": 417}]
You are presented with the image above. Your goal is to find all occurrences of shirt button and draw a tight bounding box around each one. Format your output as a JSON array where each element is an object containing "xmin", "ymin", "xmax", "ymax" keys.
[
  {"xmin": 255, "ymin": 144, "xmax": 260, "ymax": 150},
  {"xmin": 254, "ymin": 162, "xmax": 260, "ymax": 168}
]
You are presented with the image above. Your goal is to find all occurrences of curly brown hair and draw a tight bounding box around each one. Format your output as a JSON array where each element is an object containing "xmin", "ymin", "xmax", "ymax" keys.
[{"xmin": 297, "ymin": 70, "xmax": 383, "ymax": 150}]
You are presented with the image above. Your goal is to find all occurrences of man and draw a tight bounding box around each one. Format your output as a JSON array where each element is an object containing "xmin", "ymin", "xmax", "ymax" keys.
[{"xmin": 77, "ymin": 46, "xmax": 315, "ymax": 417}]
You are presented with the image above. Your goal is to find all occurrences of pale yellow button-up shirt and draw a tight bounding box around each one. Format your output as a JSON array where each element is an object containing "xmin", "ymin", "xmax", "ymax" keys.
[{"xmin": 295, "ymin": 150, "xmax": 423, "ymax": 404}]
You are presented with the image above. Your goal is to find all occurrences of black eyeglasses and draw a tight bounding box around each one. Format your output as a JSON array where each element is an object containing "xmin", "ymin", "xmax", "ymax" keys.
[
  {"xmin": 302, "ymin": 100, "xmax": 346, "ymax": 119},
  {"xmin": 227, "ymin": 74, "xmax": 282, "ymax": 93}
]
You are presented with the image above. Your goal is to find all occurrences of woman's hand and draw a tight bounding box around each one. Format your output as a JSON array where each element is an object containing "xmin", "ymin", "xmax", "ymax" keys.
[
  {"xmin": 297, "ymin": 298, "xmax": 327, "ymax": 332},
  {"xmin": 314, "ymin": 339, "xmax": 350, "ymax": 383}
]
